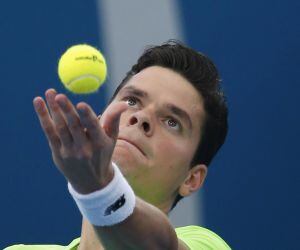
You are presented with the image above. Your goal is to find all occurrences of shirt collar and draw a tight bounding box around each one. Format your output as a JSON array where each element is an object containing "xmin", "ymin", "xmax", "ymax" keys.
[{"xmin": 66, "ymin": 238, "xmax": 80, "ymax": 250}]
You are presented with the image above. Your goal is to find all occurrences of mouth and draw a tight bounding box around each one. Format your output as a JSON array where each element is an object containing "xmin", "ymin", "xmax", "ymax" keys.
[{"xmin": 117, "ymin": 138, "xmax": 146, "ymax": 156}]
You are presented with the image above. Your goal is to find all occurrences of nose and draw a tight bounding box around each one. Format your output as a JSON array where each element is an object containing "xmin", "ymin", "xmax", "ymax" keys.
[{"xmin": 128, "ymin": 111, "xmax": 153, "ymax": 136}]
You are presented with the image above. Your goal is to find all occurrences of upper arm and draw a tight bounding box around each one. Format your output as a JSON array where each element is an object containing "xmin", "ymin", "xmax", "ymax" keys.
[{"xmin": 178, "ymin": 239, "xmax": 190, "ymax": 250}]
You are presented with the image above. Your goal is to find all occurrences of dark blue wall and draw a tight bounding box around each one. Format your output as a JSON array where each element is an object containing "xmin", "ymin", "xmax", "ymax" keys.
[
  {"xmin": 0, "ymin": 1, "xmax": 107, "ymax": 248},
  {"xmin": 179, "ymin": 1, "xmax": 300, "ymax": 249}
]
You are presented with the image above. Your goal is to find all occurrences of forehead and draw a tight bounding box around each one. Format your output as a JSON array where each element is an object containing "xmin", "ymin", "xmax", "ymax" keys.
[{"xmin": 121, "ymin": 66, "xmax": 205, "ymax": 133}]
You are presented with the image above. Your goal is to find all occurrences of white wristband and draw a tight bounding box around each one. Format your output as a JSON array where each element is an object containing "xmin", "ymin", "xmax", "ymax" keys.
[{"xmin": 68, "ymin": 162, "xmax": 136, "ymax": 226}]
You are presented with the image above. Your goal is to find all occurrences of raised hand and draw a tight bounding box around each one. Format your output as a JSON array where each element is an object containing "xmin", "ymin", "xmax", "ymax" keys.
[{"xmin": 33, "ymin": 89, "xmax": 128, "ymax": 194}]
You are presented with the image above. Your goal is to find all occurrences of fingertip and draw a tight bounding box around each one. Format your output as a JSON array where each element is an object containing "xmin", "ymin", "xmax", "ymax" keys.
[
  {"xmin": 33, "ymin": 96, "xmax": 43, "ymax": 106},
  {"xmin": 55, "ymin": 93, "xmax": 66, "ymax": 100},
  {"xmin": 55, "ymin": 94, "xmax": 67, "ymax": 106},
  {"xmin": 33, "ymin": 96, "xmax": 42, "ymax": 102},
  {"xmin": 76, "ymin": 102, "xmax": 88, "ymax": 114},
  {"xmin": 119, "ymin": 101, "xmax": 129, "ymax": 109},
  {"xmin": 108, "ymin": 101, "xmax": 128, "ymax": 115},
  {"xmin": 115, "ymin": 102, "xmax": 128, "ymax": 117},
  {"xmin": 101, "ymin": 102, "xmax": 127, "ymax": 138},
  {"xmin": 33, "ymin": 97, "xmax": 45, "ymax": 112},
  {"xmin": 76, "ymin": 102, "xmax": 88, "ymax": 109},
  {"xmin": 45, "ymin": 88, "xmax": 57, "ymax": 98},
  {"xmin": 45, "ymin": 88, "xmax": 57, "ymax": 96}
]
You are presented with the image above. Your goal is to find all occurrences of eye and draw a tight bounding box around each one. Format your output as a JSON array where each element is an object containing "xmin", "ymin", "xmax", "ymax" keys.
[
  {"xmin": 165, "ymin": 118, "xmax": 181, "ymax": 130},
  {"xmin": 123, "ymin": 96, "xmax": 138, "ymax": 106}
]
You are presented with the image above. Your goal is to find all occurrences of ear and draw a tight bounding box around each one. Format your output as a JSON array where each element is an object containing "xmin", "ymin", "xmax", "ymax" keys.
[{"xmin": 178, "ymin": 164, "xmax": 208, "ymax": 197}]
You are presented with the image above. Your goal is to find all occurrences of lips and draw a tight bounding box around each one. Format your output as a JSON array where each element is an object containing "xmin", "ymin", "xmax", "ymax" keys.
[{"xmin": 117, "ymin": 137, "xmax": 145, "ymax": 156}]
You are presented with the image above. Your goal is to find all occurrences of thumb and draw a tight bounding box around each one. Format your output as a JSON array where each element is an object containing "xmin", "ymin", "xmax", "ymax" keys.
[{"xmin": 101, "ymin": 102, "xmax": 128, "ymax": 139}]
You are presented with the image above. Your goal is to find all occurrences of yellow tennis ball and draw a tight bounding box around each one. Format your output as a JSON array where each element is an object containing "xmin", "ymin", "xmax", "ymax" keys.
[{"xmin": 58, "ymin": 44, "xmax": 107, "ymax": 94}]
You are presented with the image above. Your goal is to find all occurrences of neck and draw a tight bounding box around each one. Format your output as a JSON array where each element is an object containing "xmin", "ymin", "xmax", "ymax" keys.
[{"xmin": 78, "ymin": 201, "xmax": 171, "ymax": 250}]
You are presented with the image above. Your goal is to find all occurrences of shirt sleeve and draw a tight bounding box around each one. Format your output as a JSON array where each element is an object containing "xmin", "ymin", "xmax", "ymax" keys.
[
  {"xmin": 3, "ymin": 244, "xmax": 66, "ymax": 250},
  {"xmin": 175, "ymin": 225, "xmax": 231, "ymax": 250},
  {"xmin": 3, "ymin": 238, "xmax": 80, "ymax": 250}
]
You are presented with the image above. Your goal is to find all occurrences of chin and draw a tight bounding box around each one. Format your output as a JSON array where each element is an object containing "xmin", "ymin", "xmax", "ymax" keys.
[{"xmin": 112, "ymin": 147, "xmax": 141, "ymax": 174}]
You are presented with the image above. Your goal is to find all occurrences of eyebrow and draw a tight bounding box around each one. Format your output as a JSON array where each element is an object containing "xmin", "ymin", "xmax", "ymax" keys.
[
  {"xmin": 120, "ymin": 86, "xmax": 148, "ymax": 98},
  {"xmin": 120, "ymin": 85, "xmax": 193, "ymax": 130}
]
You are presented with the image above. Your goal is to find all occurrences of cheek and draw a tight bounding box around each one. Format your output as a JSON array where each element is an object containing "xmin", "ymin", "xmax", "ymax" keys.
[
  {"xmin": 141, "ymin": 138, "xmax": 193, "ymax": 197},
  {"xmin": 153, "ymin": 137, "xmax": 193, "ymax": 175}
]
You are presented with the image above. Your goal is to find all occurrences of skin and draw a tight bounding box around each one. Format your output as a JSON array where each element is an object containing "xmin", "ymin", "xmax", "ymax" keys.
[{"xmin": 33, "ymin": 66, "xmax": 208, "ymax": 249}]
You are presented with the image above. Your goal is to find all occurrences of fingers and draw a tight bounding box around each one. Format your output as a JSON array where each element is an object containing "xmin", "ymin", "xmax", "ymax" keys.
[
  {"xmin": 55, "ymin": 94, "xmax": 88, "ymax": 146},
  {"xmin": 101, "ymin": 102, "xmax": 128, "ymax": 139},
  {"xmin": 33, "ymin": 96, "xmax": 61, "ymax": 155},
  {"xmin": 35, "ymin": 89, "xmax": 111, "ymax": 152},
  {"xmin": 76, "ymin": 102, "xmax": 106, "ymax": 146},
  {"xmin": 45, "ymin": 89, "xmax": 73, "ymax": 147}
]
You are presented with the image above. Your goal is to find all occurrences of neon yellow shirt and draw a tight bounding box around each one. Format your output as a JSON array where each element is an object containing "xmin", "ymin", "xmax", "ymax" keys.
[{"xmin": 5, "ymin": 226, "xmax": 231, "ymax": 250}]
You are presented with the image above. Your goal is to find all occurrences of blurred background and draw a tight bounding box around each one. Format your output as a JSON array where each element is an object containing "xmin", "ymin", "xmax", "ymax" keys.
[{"xmin": 1, "ymin": 0, "xmax": 299, "ymax": 249}]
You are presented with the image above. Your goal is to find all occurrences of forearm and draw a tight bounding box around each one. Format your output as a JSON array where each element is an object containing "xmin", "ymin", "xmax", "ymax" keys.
[
  {"xmin": 94, "ymin": 197, "xmax": 178, "ymax": 250},
  {"xmin": 68, "ymin": 163, "xmax": 180, "ymax": 249}
]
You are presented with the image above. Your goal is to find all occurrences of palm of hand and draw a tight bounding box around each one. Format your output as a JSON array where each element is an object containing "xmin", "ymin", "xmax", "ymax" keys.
[{"xmin": 33, "ymin": 88, "xmax": 128, "ymax": 194}]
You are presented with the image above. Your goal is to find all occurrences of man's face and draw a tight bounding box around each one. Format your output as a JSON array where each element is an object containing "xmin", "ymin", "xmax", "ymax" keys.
[{"xmin": 108, "ymin": 66, "xmax": 205, "ymax": 208}]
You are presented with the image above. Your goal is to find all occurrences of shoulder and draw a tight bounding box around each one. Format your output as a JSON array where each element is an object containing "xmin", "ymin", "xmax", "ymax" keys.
[{"xmin": 175, "ymin": 225, "xmax": 231, "ymax": 250}]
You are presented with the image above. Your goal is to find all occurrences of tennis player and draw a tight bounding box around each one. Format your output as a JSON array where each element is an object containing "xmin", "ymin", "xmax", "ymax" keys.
[{"xmin": 6, "ymin": 41, "xmax": 231, "ymax": 249}]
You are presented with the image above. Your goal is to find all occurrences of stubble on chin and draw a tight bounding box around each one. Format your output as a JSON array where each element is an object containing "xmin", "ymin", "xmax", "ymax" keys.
[{"xmin": 112, "ymin": 147, "xmax": 137, "ymax": 174}]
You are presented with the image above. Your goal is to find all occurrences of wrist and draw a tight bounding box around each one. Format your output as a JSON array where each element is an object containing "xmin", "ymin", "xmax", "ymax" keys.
[
  {"xmin": 67, "ymin": 163, "xmax": 114, "ymax": 194},
  {"xmin": 68, "ymin": 162, "xmax": 136, "ymax": 226},
  {"xmin": 98, "ymin": 162, "xmax": 115, "ymax": 189}
]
